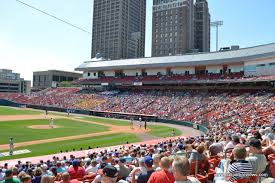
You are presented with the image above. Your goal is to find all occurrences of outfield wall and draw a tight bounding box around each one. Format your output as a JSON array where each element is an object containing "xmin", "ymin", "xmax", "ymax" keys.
[
  {"xmin": 0, "ymin": 99, "xmax": 208, "ymax": 134},
  {"xmin": 0, "ymin": 99, "xmax": 26, "ymax": 108}
]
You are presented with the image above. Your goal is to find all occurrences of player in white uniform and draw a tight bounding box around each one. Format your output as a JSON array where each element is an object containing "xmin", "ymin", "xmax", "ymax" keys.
[
  {"xmin": 50, "ymin": 118, "xmax": 54, "ymax": 128},
  {"xmin": 139, "ymin": 117, "xmax": 142, "ymax": 128}
]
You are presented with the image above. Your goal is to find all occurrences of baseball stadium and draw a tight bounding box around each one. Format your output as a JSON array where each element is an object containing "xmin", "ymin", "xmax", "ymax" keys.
[{"xmin": 0, "ymin": 42, "xmax": 275, "ymax": 183}]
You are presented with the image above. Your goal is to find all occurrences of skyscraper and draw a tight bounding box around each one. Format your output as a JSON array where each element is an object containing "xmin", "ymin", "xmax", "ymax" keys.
[
  {"xmin": 91, "ymin": 0, "xmax": 146, "ymax": 60},
  {"xmin": 194, "ymin": 0, "xmax": 210, "ymax": 52},
  {"xmin": 152, "ymin": 0, "xmax": 210, "ymax": 57}
]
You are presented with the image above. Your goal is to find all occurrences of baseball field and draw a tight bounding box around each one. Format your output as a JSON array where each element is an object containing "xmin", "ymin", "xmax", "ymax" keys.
[{"xmin": 0, "ymin": 106, "xmax": 183, "ymax": 161}]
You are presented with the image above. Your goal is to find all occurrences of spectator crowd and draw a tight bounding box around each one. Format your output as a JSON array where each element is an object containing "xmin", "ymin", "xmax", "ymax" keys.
[
  {"xmin": 1, "ymin": 121, "xmax": 275, "ymax": 183},
  {"xmin": 0, "ymin": 88, "xmax": 274, "ymax": 182}
]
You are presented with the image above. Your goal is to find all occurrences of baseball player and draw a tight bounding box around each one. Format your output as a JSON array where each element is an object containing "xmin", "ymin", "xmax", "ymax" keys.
[
  {"xmin": 9, "ymin": 137, "xmax": 14, "ymax": 156},
  {"xmin": 130, "ymin": 118, "xmax": 134, "ymax": 129},
  {"xmin": 50, "ymin": 118, "xmax": 54, "ymax": 128},
  {"xmin": 172, "ymin": 129, "xmax": 176, "ymax": 136},
  {"xmin": 44, "ymin": 109, "xmax": 48, "ymax": 118}
]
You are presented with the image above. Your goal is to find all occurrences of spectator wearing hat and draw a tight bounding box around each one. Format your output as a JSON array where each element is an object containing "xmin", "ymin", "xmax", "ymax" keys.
[
  {"xmin": 98, "ymin": 165, "xmax": 126, "ymax": 183},
  {"xmin": 147, "ymin": 157, "xmax": 174, "ymax": 183},
  {"xmin": 175, "ymin": 144, "xmax": 185, "ymax": 155},
  {"xmin": 209, "ymin": 141, "xmax": 223, "ymax": 157},
  {"xmin": 172, "ymin": 157, "xmax": 200, "ymax": 183},
  {"xmin": 67, "ymin": 160, "xmax": 85, "ymax": 180},
  {"xmin": 114, "ymin": 158, "xmax": 130, "ymax": 180},
  {"xmin": 0, "ymin": 169, "xmax": 20, "ymax": 183},
  {"xmin": 132, "ymin": 156, "xmax": 155, "ymax": 183},
  {"xmin": 40, "ymin": 164, "xmax": 48, "ymax": 176},
  {"xmin": 246, "ymin": 138, "xmax": 267, "ymax": 179},
  {"xmin": 129, "ymin": 158, "xmax": 147, "ymax": 180}
]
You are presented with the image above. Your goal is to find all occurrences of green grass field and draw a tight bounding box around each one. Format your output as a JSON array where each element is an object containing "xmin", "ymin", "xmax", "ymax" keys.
[
  {"xmin": 0, "ymin": 106, "xmax": 41, "ymax": 115},
  {"xmin": 49, "ymin": 112, "xmax": 130, "ymax": 126},
  {"xmin": 0, "ymin": 106, "xmax": 185, "ymax": 160},
  {"xmin": 0, "ymin": 118, "xmax": 109, "ymax": 144},
  {"xmin": 0, "ymin": 133, "xmax": 139, "ymax": 160},
  {"xmin": 148, "ymin": 125, "xmax": 182, "ymax": 137}
]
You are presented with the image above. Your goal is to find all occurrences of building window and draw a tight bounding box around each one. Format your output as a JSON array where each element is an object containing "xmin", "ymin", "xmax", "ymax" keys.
[{"xmin": 88, "ymin": 73, "xmax": 90, "ymax": 77}]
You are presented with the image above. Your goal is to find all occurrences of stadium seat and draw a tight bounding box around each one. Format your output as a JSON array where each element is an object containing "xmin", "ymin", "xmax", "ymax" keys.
[
  {"xmin": 190, "ymin": 160, "xmax": 209, "ymax": 176},
  {"xmin": 248, "ymin": 175, "xmax": 258, "ymax": 183}
]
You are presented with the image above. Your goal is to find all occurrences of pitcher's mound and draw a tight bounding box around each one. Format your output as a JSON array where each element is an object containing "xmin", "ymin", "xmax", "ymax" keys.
[{"xmin": 28, "ymin": 125, "xmax": 61, "ymax": 129}]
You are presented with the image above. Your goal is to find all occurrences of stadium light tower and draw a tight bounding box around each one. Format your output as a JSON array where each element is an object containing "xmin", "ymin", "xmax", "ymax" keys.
[{"xmin": 211, "ymin": 21, "xmax": 223, "ymax": 51}]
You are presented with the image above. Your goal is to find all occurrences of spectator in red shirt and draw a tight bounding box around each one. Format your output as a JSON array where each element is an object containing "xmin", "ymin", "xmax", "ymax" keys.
[
  {"xmin": 147, "ymin": 157, "xmax": 174, "ymax": 183},
  {"xmin": 67, "ymin": 160, "xmax": 85, "ymax": 180}
]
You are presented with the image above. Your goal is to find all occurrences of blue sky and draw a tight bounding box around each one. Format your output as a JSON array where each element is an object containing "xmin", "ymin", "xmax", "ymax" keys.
[{"xmin": 0, "ymin": 0, "xmax": 275, "ymax": 81}]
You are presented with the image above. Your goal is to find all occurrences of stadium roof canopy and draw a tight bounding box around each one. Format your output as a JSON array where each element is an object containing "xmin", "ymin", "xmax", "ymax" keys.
[{"xmin": 76, "ymin": 43, "xmax": 275, "ymax": 71}]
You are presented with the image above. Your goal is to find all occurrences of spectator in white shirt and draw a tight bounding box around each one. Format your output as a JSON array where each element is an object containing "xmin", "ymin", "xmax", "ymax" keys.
[{"xmin": 86, "ymin": 159, "xmax": 98, "ymax": 174}]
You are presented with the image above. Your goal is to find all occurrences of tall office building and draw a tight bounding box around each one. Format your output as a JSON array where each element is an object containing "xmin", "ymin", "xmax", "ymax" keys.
[
  {"xmin": 0, "ymin": 69, "xmax": 30, "ymax": 93},
  {"xmin": 152, "ymin": 0, "xmax": 210, "ymax": 57},
  {"xmin": 91, "ymin": 0, "xmax": 146, "ymax": 60},
  {"xmin": 194, "ymin": 0, "xmax": 210, "ymax": 52}
]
